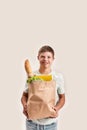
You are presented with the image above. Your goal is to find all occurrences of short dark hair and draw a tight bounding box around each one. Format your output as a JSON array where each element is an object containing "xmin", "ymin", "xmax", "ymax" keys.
[{"xmin": 38, "ymin": 45, "xmax": 55, "ymax": 58}]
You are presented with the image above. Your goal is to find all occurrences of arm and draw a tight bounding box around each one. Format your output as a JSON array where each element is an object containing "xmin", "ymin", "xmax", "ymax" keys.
[
  {"xmin": 53, "ymin": 73, "xmax": 65, "ymax": 116},
  {"xmin": 51, "ymin": 94, "xmax": 65, "ymax": 118},
  {"xmin": 54, "ymin": 94, "xmax": 65, "ymax": 111},
  {"xmin": 21, "ymin": 92, "xmax": 28, "ymax": 118}
]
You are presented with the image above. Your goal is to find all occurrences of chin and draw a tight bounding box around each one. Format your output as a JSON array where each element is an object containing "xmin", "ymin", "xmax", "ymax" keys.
[
  {"xmin": 41, "ymin": 63, "xmax": 50, "ymax": 68},
  {"xmin": 44, "ymin": 65, "xmax": 49, "ymax": 68}
]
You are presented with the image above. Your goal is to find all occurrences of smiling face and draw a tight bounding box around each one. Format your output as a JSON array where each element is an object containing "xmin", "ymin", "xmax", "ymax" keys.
[{"xmin": 38, "ymin": 51, "xmax": 54, "ymax": 69}]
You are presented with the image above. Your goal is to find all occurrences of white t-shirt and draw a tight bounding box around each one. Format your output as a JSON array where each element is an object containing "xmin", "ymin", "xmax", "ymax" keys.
[{"xmin": 24, "ymin": 70, "xmax": 65, "ymax": 125}]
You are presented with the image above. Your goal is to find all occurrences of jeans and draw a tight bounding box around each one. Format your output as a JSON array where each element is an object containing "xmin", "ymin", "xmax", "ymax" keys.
[{"xmin": 26, "ymin": 120, "xmax": 57, "ymax": 130}]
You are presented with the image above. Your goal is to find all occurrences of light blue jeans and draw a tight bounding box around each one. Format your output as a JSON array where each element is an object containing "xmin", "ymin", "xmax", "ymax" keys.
[{"xmin": 26, "ymin": 120, "xmax": 57, "ymax": 130}]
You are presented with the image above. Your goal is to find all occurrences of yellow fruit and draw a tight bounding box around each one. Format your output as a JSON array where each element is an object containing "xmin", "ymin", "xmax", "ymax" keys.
[{"xmin": 35, "ymin": 75, "xmax": 52, "ymax": 81}]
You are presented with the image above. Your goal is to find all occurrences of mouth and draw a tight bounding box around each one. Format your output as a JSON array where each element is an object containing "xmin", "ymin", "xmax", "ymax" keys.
[{"xmin": 42, "ymin": 62, "xmax": 48, "ymax": 64}]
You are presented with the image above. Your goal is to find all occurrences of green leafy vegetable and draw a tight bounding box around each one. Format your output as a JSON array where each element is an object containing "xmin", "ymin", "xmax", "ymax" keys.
[{"xmin": 27, "ymin": 76, "xmax": 43, "ymax": 83}]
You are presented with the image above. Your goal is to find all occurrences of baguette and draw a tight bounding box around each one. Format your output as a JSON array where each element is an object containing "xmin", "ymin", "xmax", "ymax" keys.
[{"xmin": 25, "ymin": 59, "xmax": 33, "ymax": 77}]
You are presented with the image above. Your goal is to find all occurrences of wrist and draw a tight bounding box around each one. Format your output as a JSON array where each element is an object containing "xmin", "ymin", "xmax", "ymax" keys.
[{"xmin": 54, "ymin": 105, "xmax": 60, "ymax": 111}]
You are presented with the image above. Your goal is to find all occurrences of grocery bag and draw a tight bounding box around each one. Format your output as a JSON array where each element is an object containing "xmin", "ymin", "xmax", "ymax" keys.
[{"xmin": 27, "ymin": 80, "xmax": 56, "ymax": 120}]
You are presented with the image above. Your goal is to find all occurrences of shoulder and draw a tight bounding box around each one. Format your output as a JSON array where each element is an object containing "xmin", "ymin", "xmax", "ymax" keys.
[
  {"xmin": 52, "ymin": 71, "xmax": 64, "ymax": 80},
  {"xmin": 53, "ymin": 72, "xmax": 65, "ymax": 93}
]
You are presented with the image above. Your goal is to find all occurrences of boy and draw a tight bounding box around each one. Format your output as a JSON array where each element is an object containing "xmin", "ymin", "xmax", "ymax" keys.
[{"xmin": 21, "ymin": 45, "xmax": 65, "ymax": 130}]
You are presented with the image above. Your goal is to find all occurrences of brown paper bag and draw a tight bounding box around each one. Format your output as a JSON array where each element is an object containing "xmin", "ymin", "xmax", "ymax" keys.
[{"xmin": 27, "ymin": 80, "xmax": 56, "ymax": 120}]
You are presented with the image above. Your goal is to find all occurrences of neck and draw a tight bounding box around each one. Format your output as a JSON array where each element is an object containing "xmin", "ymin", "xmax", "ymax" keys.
[{"xmin": 39, "ymin": 67, "xmax": 52, "ymax": 74}]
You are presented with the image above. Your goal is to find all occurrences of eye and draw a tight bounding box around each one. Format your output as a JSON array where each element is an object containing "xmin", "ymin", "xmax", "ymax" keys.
[
  {"xmin": 41, "ymin": 56, "xmax": 45, "ymax": 58},
  {"xmin": 48, "ymin": 56, "xmax": 51, "ymax": 58}
]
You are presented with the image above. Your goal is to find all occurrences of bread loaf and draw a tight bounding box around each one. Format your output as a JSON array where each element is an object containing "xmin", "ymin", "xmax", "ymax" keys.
[{"xmin": 25, "ymin": 59, "xmax": 33, "ymax": 77}]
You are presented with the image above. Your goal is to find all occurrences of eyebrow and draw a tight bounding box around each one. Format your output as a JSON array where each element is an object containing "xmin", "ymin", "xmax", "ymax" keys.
[{"xmin": 40, "ymin": 55, "xmax": 51, "ymax": 57}]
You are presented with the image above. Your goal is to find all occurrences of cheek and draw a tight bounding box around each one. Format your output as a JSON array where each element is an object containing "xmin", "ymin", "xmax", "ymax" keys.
[
  {"xmin": 38, "ymin": 58, "xmax": 43, "ymax": 63},
  {"xmin": 38, "ymin": 57, "xmax": 44, "ymax": 61}
]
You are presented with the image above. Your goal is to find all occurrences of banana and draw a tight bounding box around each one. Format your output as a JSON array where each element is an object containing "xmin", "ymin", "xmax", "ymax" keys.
[{"xmin": 36, "ymin": 75, "xmax": 52, "ymax": 81}]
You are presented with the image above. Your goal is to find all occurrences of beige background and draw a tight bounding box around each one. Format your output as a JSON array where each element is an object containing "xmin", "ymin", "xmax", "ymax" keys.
[{"xmin": 0, "ymin": 0, "xmax": 87, "ymax": 130}]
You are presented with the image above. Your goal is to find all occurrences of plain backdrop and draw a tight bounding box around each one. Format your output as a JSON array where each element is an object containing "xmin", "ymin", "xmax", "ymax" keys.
[{"xmin": 0, "ymin": 0, "xmax": 87, "ymax": 130}]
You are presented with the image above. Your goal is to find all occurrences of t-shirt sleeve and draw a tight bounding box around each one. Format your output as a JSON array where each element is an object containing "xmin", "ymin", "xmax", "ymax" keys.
[
  {"xmin": 56, "ymin": 73, "xmax": 65, "ymax": 94},
  {"xmin": 24, "ymin": 81, "xmax": 28, "ymax": 93}
]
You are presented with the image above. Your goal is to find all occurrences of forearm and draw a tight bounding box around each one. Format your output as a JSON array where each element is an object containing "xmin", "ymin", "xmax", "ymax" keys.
[
  {"xmin": 55, "ymin": 94, "xmax": 65, "ymax": 111},
  {"xmin": 21, "ymin": 92, "xmax": 28, "ymax": 107}
]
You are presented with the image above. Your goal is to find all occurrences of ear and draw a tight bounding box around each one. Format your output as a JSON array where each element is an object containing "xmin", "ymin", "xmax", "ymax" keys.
[
  {"xmin": 37, "ymin": 56, "xmax": 39, "ymax": 60},
  {"xmin": 53, "ymin": 57, "xmax": 55, "ymax": 60}
]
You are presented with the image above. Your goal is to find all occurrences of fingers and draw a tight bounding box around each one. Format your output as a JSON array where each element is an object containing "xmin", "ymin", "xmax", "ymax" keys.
[
  {"xmin": 23, "ymin": 104, "xmax": 28, "ymax": 118},
  {"xmin": 23, "ymin": 109, "xmax": 28, "ymax": 118},
  {"xmin": 50, "ymin": 112, "xmax": 58, "ymax": 118},
  {"xmin": 49, "ymin": 107, "xmax": 58, "ymax": 118},
  {"xmin": 52, "ymin": 106, "xmax": 57, "ymax": 111}
]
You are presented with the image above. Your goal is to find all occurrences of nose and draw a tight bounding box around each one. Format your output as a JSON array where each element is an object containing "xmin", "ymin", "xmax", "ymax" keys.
[{"xmin": 44, "ymin": 57, "xmax": 48, "ymax": 61}]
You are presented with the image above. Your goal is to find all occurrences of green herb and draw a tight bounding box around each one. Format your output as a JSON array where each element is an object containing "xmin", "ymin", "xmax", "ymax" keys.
[{"xmin": 27, "ymin": 76, "xmax": 43, "ymax": 83}]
